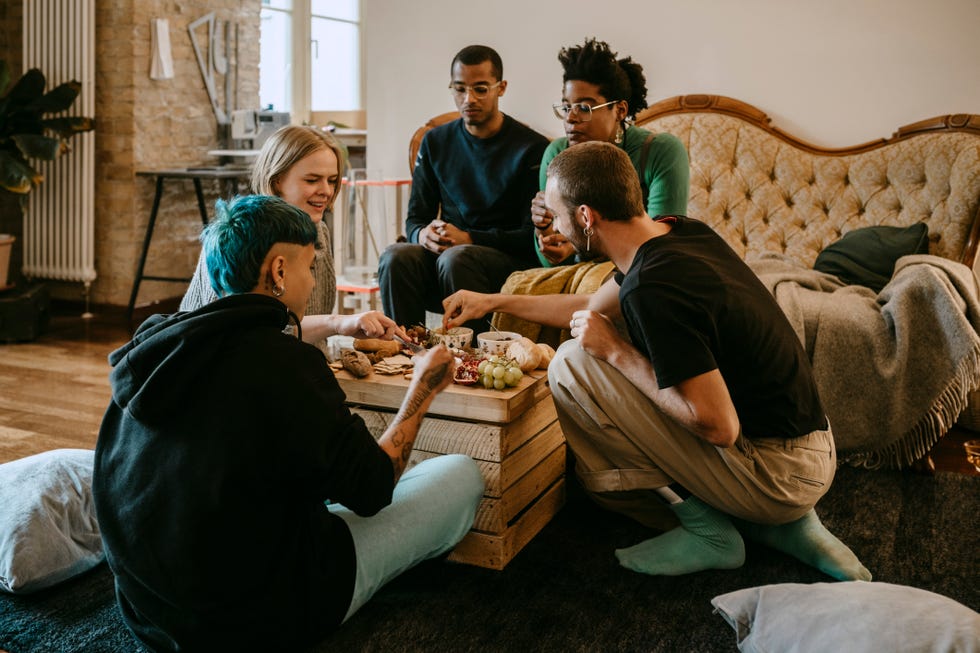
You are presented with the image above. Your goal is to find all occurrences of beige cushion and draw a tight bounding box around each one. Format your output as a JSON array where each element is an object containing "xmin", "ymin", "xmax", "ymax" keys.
[{"xmin": 639, "ymin": 112, "xmax": 980, "ymax": 269}]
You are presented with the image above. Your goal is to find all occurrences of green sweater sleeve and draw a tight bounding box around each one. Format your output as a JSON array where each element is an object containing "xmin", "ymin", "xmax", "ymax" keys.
[
  {"xmin": 639, "ymin": 132, "xmax": 690, "ymax": 217},
  {"xmin": 531, "ymin": 130, "xmax": 691, "ymax": 268}
]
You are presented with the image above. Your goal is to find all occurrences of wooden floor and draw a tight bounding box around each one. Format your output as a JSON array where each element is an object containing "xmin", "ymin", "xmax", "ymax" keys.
[
  {"xmin": 1, "ymin": 300, "xmax": 978, "ymax": 476},
  {"xmin": 0, "ymin": 300, "xmax": 168, "ymax": 464}
]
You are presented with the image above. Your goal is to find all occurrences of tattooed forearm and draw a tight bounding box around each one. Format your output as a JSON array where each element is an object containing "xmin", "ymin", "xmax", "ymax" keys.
[
  {"xmin": 385, "ymin": 426, "xmax": 416, "ymax": 477},
  {"xmin": 399, "ymin": 360, "xmax": 450, "ymax": 418},
  {"xmin": 421, "ymin": 361, "xmax": 449, "ymax": 389},
  {"xmin": 379, "ymin": 359, "xmax": 451, "ymax": 482},
  {"xmin": 389, "ymin": 425, "xmax": 407, "ymax": 447}
]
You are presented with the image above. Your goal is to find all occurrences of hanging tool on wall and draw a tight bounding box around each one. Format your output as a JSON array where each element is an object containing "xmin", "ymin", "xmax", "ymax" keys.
[{"xmin": 188, "ymin": 12, "xmax": 234, "ymax": 125}]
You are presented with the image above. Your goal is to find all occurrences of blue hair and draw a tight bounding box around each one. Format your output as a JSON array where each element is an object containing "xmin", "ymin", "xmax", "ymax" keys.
[{"xmin": 201, "ymin": 195, "xmax": 317, "ymax": 297}]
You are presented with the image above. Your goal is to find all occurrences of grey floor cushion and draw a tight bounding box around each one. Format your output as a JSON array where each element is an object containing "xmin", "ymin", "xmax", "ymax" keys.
[{"xmin": 0, "ymin": 448, "xmax": 104, "ymax": 594}]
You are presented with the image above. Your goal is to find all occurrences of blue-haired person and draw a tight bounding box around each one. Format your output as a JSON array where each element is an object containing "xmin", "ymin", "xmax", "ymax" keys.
[{"xmin": 94, "ymin": 195, "xmax": 484, "ymax": 651}]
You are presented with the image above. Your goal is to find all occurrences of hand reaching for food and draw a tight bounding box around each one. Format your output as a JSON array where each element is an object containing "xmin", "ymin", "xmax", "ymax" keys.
[{"xmin": 338, "ymin": 311, "xmax": 405, "ymax": 341}]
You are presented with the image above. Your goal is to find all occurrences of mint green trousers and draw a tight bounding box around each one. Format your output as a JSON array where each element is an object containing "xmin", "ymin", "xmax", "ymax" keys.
[{"xmin": 328, "ymin": 453, "xmax": 484, "ymax": 621}]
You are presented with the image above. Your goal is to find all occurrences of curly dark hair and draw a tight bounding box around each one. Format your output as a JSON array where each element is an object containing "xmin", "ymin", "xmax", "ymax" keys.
[{"xmin": 557, "ymin": 38, "xmax": 648, "ymax": 119}]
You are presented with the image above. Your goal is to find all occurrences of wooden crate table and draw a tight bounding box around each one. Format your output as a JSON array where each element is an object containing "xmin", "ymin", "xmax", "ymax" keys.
[{"xmin": 333, "ymin": 368, "xmax": 566, "ymax": 570}]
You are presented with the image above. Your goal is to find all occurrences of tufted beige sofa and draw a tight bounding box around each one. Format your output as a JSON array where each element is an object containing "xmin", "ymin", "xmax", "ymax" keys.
[
  {"xmin": 636, "ymin": 96, "xmax": 980, "ymax": 464},
  {"xmin": 408, "ymin": 97, "xmax": 980, "ymax": 460},
  {"xmin": 633, "ymin": 94, "xmax": 980, "ymax": 272},
  {"xmin": 409, "ymin": 96, "xmax": 980, "ymax": 270}
]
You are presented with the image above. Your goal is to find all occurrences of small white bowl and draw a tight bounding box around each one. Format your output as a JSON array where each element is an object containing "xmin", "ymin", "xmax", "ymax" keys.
[
  {"xmin": 431, "ymin": 326, "xmax": 473, "ymax": 350},
  {"xmin": 477, "ymin": 331, "xmax": 522, "ymax": 357}
]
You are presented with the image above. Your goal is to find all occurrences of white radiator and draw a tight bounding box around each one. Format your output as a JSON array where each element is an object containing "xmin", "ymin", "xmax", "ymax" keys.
[{"xmin": 21, "ymin": 0, "xmax": 96, "ymax": 285}]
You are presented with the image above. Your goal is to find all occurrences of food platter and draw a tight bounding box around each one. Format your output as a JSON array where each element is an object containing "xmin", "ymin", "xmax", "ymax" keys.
[
  {"xmin": 330, "ymin": 325, "xmax": 555, "ymax": 392},
  {"xmin": 331, "ymin": 365, "xmax": 551, "ymax": 423}
]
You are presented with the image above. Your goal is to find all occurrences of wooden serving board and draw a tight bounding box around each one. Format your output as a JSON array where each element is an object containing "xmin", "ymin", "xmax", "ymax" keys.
[{"xmin": 334, "ymin": 367, "xmax": 551, "ymax": 423}]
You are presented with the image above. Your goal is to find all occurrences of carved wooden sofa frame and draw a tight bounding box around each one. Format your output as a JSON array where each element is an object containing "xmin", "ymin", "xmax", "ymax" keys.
[
  {"xmin": 633, "ymin": 95, "xmax": 980, "ymax": 272},
  {"xmin": 408, "ymin": 96, "xmax": 980, "ymax": 463},
  {"xmin": 410, "ymin": 96, "xmax": 980, "ymax": 271}
]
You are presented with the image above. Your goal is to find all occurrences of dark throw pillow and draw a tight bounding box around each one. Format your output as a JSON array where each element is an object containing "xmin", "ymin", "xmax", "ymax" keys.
[{"xmin": 813, "ymin": 223, "xmax": 929, "ymax": 293}]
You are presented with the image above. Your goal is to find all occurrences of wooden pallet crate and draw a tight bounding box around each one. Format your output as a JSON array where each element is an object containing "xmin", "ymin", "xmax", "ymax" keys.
[
  {"xmin": 337, "ymin": 368, "xmax": 566, "ymax": 569},
  {"xmin": 350, "ymin": 401, "xmax": 562, "ymax": 496},
  {"xmin": 448, "ymin": 478, "xmax": 566, "ymax": 570}
]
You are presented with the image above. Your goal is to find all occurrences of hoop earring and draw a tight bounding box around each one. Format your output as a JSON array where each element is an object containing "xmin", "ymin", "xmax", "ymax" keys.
[
  {"xmin": 583, "ymin": 226, "xmax": 594, "ymax": 252},
  {"xmin": 273, "ymin": 284, "xmax": 284, "ymax": 297}
]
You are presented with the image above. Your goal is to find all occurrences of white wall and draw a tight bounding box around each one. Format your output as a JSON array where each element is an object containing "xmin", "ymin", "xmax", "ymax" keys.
[{"xmin": 364, "ymin": 0, "xmax": 980, "ymax": 182}]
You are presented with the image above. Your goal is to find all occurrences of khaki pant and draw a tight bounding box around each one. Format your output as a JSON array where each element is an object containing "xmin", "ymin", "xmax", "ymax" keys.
[{"xmin": 548, "ymin": 341, "xmax": 836, "ymax": 530}]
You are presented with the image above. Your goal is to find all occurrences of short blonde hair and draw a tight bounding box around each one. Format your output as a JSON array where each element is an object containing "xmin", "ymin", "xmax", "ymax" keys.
[{"xmin": 250, "ymin": 125, "xmax": 349, "ymax": 209}]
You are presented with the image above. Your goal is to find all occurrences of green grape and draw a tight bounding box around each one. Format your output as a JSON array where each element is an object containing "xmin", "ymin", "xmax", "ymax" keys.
[
  {"xmin": 493, "ymin": 377, "xmax": 507, "ymax": 390},
  {"xmin": 504, "ymin": 367, "xmax": 523, "ymax": 386},
  {"xmin": 492, "ymin": 365, "xmax": 507, "ymax": 379},
  {"xmin": 481, "ymin": 373, "xmax": 494, "ymax": 389},
  {"xmin": 477, "ymin": 360, "xmax": 490, "ymax": 375}
]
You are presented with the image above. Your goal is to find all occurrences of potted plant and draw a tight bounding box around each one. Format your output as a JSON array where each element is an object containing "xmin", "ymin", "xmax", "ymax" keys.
[{"xmin": 0, "ymin": 59, "xmax": 95, "ymax": 288}]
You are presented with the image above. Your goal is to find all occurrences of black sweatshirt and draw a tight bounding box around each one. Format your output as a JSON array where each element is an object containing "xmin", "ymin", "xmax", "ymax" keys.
[
  {"xmin": 94, "ymin": 294, "xmax": 394, "ymax": 651},
  {"xmin": 406, "ymin": 114, "xmax": 548, "ymax": 267}
]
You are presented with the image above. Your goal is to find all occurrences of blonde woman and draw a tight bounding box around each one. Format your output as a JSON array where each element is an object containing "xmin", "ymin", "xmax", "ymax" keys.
[{"xmin": 181, "ymin": 125, "xmax": 403, "ymax": 347}]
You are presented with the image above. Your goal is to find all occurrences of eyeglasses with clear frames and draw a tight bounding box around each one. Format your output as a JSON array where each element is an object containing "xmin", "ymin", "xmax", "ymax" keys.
[
  {"xmin": 552, "ymin": 100, "xmax": 620, "ymax": 121},
  {"xmin": 449, "ymin": 82, "xmax": 502, "ymax": 98}
]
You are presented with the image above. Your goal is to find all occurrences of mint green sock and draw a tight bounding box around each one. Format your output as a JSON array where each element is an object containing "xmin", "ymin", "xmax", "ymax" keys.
[
  {"xmin": 734, "ymin": 509, "xmax": 872, "ymax": 581},
  {"xmin": 614, "ymin": 497, "xmax": 745, "ymax": 576}
]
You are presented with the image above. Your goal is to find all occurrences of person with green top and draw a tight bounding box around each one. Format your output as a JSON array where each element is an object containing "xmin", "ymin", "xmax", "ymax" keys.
[
  {"xmin": 455, "ymin": 141, "xmax": 872, "ymax": 582},
  {"xmin": 441, "ymin": 39, "xmax": 690, "ymax": 339},
  {"xmin": 532, "ymin": 37, "xmax": 690, "ymax": 267}
]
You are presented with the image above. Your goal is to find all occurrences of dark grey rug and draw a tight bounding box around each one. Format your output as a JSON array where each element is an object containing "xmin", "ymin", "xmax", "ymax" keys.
[{"xmin": 1, "ymin": 466, "xmax": 977, "ymax": 653}]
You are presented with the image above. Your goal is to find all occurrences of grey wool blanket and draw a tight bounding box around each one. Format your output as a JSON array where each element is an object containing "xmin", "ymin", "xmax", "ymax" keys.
[{"xmin": 748, "ymin": 254, "xmax": 980, "ymax": 470}]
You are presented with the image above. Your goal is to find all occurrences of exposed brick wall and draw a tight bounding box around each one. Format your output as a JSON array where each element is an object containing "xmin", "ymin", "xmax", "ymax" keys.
[
  {"xmin": 0, "ymin": 0, "xmax": 22, "ymax": 73},
  {"xmin": 0, "ymin": 1, "xmax": 260, "ymax": 306},
  {"xmin": 0, "ymin": 0, "xmax": 25, "ymax": 282},
  {"xmin": 91, "ymin": 1, "xmax": 260, "ymax": 307},
  {"xmin": 0, "ymin": 1, "xmax": 259, "ymax": 306}
]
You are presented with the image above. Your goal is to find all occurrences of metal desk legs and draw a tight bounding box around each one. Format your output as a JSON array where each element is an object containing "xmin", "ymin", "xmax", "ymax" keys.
[{"xmin": 126, "ymin": 177, "xmax": 209, "ymax": 323}]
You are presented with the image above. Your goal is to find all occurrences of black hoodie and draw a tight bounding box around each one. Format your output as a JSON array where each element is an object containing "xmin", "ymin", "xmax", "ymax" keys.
[{"xmin": 94, "ymin": 294, "xmax": 394, "ymax": 651}]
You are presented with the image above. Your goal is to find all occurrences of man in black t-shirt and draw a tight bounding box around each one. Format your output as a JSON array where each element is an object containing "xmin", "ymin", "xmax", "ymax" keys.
[
  {"xmin": 541, "ymin": 141, "xmax": 871, "ymax": 580},
  {"xmin": 377, "ymin": 45, "xmax": 549, "ymax": 332}
]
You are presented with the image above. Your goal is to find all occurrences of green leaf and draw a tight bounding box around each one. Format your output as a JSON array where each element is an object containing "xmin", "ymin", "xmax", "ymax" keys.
[
  {"xmin": 41, "ymin": 116, "xmax": 95, "ymax": 138},
  {"xmin": 0, "ymin": 65, "xmax": 94, "ymax": 198},
  {"xmin": 4, "ymin": 68, "xmax": 45, "ymax": 105},
  {"xmin": 0, "ymin": 149, "xmax": 41, "ymax": 193},
  {"xmin": 12, "ymin": 133, "xmax": 62, "ymax": 160},
  {"xmin": 28, "ymin": 80, "xmax": 81, "ymax": 114}
]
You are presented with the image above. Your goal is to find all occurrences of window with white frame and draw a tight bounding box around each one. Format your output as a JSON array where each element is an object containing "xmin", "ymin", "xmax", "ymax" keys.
[
  {"xmin": 259, "ymin": 0, "xmax": 362, "ymax": 117},
  {"xmin": 259, "ymin": 0, "xmax": 293, "ymax": 113}
]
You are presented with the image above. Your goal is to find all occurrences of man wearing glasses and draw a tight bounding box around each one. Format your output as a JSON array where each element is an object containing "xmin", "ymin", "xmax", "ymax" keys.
[
  {"xmin": 378, "ymin": 45, "xmax": 549, "ymax": 333},
  {"xmin": 455, "ymin": 142, "xmax": 871, "ymax": 582}
]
